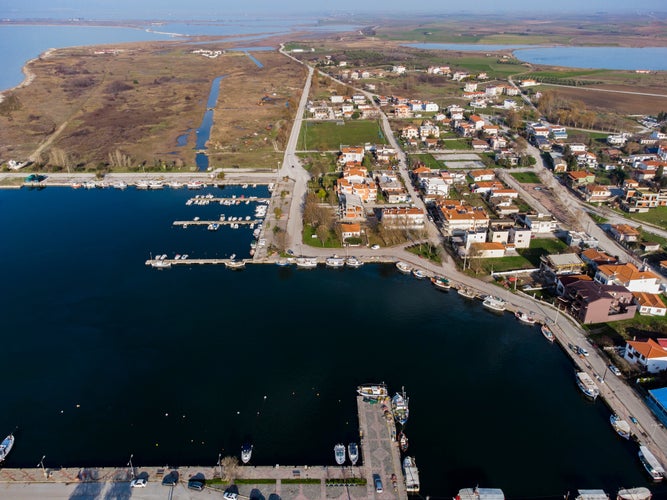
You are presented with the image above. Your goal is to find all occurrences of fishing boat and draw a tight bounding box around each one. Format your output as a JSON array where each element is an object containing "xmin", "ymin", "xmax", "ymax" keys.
[
  {"xmin": 325, "ymin": 256, "xmax": 345, "ymax": 268},
  {"xmin": 345, "ymin": 257, "xmax": 364, "ymax": 268},
  {"xmin": 610, "ymin": 414, "xmax": 631, "ymax": 439},
  {"xmin": 241, "ymin": 443, "xmax": 253, "ymax": 464},
  {"xmin": 187, "ymin": 181, "xmax": 205, "ymax": 189},
  {"xmin": 296, "ymin": 257, "xmax": 318, "ymax": 269},
  {"xmin": 515, "ymin": 311, "xmax": 536, "ymax": 324},
  {"xmin": 357, "ymin": 384, "xmax": 388, "ymax": 400},
  {"xmin": 113, "ymin": 181, "xmax": 127, "ymax": 190},
  {"xmin": 638, "ymin": 445, "xmax": 665, "ymax": 481},
  {"xmin": 576, "ymin": 372, "xmax": 600, "ymax": 400},
  {"xmin": 169, "ymin": 181, "xmax": 183, "ymax": 189},
  {"xmin": 412, "ymin": 269, "xmax": 426, "ymax": 279},
  {"xmin": 391, "ymin": 388, "xmax": 409, "ymax": 426},
  {"xmin": 457, "ymin": 287, "xmax": 476, "ymax": 299},
  {"xmin": 575, "ymin": 490, "xmax": 609, "ymax": 500},
  {"xmin": 135, "ymin": 180, "xmax": 149, "ymax": 190},
  {"xmin": 148, "ymin": 180, "xmax": 164, "ymax": 189},
  {"xmin": 541, "ymin": 324, "xmax": 555, "ymax": 343},
  {"xmin": 398, "ymin": 431, "xmax": 408, "ymax": 453},
  {"xmin": 431, "ymin": 276, "xmax": 451, "ymax": 290},
  {"xmin": 334, "ymin": 443, "xmax": 346, "ymax": 465},
  {"xmin": 0, "ymin": 433, "xmax": 14, "ymax": 463},
  {"xmin": 617, "ymin": 486, "xmax": 652, "ymax": 499},
  {"xmin": 403, "ymin": 456, "xmax": 420, "ymax": 494},
  {"xmin": 455, "ymin": 487, "xmax": 505, "ymax": 499},
  {"xmin": 396, "ymin": 261, "xmax": 412, "ymax": 274},
  {"xmin": 207, "ymin": 223, "xmax": 220, "ymax": 231},
  {"xmin": 151, "ymin": 260, "xmax": 171, "ymax": 269},
  {"xmin": 225, "ymin": 260, "xmax": 246, "ymax": 270},
  {"xmin": 348, "ymin": 442, "xmax": 359, "ymax": 465},
  {"xmin": 482, "ymin": 295, "xmax": 506, "ymax": 312}
]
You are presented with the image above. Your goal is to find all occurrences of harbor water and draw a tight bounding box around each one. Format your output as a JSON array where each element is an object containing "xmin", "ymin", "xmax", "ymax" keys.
[{"xmin": 1, "ymin": 187, "xmax": 665, "ymax": 498}]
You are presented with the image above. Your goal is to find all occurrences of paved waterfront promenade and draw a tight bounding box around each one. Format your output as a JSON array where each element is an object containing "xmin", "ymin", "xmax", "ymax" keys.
[{"xmin": 0, "ymin": 396, "xmax": 407, "ymax": 499}]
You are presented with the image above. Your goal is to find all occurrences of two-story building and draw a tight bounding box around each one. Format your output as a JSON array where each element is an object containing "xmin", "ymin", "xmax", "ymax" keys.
[
  {"xmin": 624, "ymin": 338, "xmax": 667, "ymax": 373},
  {"xmin": 595, "ymin": 263, "xmax": 662, "ymax": 294}
]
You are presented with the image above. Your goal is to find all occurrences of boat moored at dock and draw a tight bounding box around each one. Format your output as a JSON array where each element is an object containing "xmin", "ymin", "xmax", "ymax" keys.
[
  {"xmin": 396, "ymin": 261, "xmax": 412, "ymax": 274},
  {"xmin": 296, "ymin": 257, "xmax": 318, "ymax": 269},
  {"xmin": 412, "ymin": 269, "xmax": 426, "ymax": 279},
  {"xmin": 0, "ymin": 433, "xmax": 14, "ymax": 463},
  {"xmin": 345, "ymin": 256, "xmax": 363, "ymax": 268},
  {"xmin": 334, "ymin": 443, "xmax": 346, "ymax": 465},
  {"xmin": 391, "ymin": 387, "xmax": 409, "ymax": 426},
  {"xmin": 357, "ymin": 383, "xmax": 388, "ymax": 400},
  {"xmin": 348, "ymin": 442, "xmax": 359, "ymax": 465},
  {"xmin": 574, "ymin": 490, "xmax": 609, "ymax": 500},
  {"xmin": 482, "ymin": 295, "xmax": 506, "ymax": 312},
  {"xmin": 325, "ymin": 256, "xmax": 345, "ymax": 268},
  {"xmin": 398, "ymin": 431, "xmax": 408, "ymax": 452},
  {"xmin": 431, "ymin": 276, "xmax": 451, "ymax": 290},
  {"xmin": 638, "ymin": 445, "xmax": 665, "ymax": 481},
  {"xmin": 576, "ymin": 372, "xmax": 600, "ymax": 400},
  {"xmin": 616, "ymin": 486, "xmax": 652, "ymax": 499},
  {"xmin": 610, "ymin": 414, "xmax": 631, "ymax": 439},
  {"xmin": 241, "ymin": 443, "xmax": 253, "ymax": 464},
  {"xmin": 515, "ymin": 311, "xmax": 536, "ymax": 324},
  {"xmin": 457, "ymin": 287, "xmax": 476, "ymax": 299},
  {"xmin": 225, "ymin": 260, "xmax": 246, "ymax": 270},
  {"xmin": 455, "ymin": 487, "xmax": 505, "ymax": 499},
  {"xmin": 403, "ymin": 456, "xmax": 420, "ymax": 494},
  {"xmin": 541, "ymin": 324, "xmax": 555, "ymax": 342}
]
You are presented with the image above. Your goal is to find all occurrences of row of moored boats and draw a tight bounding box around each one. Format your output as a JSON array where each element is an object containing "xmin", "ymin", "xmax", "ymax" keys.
[
  {"xmin": 276, "ymin": 256, "xmax": 364, "ymax": 269},
  {"xmin": 455, "ymin": 487, "xmax": 653, "ymax": 499},
  {"xmin": 73, "ymin": 180, "xmax": 269, "ymax": 190}
]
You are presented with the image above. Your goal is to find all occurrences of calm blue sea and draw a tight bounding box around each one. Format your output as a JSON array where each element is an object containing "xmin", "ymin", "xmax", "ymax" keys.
[
  {"xmin": 0, "ymin": 187, "xmax": 665, "ymax": 499},
  {"xmin": 408, "ymin": 43, "xmax": 667, "ymax": 71}
]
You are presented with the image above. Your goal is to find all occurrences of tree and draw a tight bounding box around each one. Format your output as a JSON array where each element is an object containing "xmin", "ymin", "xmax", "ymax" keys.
[{"xmin": 505, "ymin": 109, "xmax": 521, "ymax": 131}]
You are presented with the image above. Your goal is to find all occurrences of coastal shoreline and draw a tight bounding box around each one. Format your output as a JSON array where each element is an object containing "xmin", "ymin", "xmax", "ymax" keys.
[{"xmin": 0, "ymin": 48, "xmax": 54, "ymax": 103}]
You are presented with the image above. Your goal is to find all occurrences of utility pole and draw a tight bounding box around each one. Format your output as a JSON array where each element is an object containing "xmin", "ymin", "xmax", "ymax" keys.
[
  {"xmin": 127, "ymin": 454, "xmax": 134, "ymax": 479},
  {"xmin": 218, "ymin": 453, "xmax": 223, "ymax": 480},
  {"xmin": 38, "ymin": 455, "xmax": 48, "ymax": 478}
]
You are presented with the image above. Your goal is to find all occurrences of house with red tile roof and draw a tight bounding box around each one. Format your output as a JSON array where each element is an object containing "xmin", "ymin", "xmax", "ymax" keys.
[
  {"xmin": 595, "ymin": 263, "xmax": 661, "ymax": 294},
  {"xmin": 624, "ymin": 338, "xmax": 667, "ymax": 372},
  {"xmin": 633, "ymin": 292, "xmax": 667, "ymax": 317}
]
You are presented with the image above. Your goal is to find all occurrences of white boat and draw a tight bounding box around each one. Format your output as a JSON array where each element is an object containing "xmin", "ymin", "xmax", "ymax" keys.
[
  {"xmin": 610, "ymin": 414, "xmax": 631, "ymax": 439},
  {"xmin": 151, "ymin": 260, "xmax": 171, "ymax": 269},
  {"xmin": 431, "ymin": 276, "xmax": 451, "ymax": 290},
  {"xmin": 148, "ymin": 180, "xmax": 164, "ymax": 189},
  {"xmin": 207, "ymin": 223, "xmax": 220, "ymax": 231},
  {"xmin": 403, "ymin": 456, "xmax": 420, "ymax": 494},
  {"xmin": 345, "ymin": 257, "xmax": 364, "ymax": 268},
  {"xmin": 325, "ymin": 256, "xmax": 345, "ymax": 268},
  {"xmin": 0, "ymin": 434, "xmax": 14, "ymax": 463},
  {"xmin": 169, "ymin": 181, "xmax": 183, "ymax": 189},
  {"xmin": 541, "ymin": 324, "xmax": 555, "ymax": 343},
  {"xmin": 391, "ymin": 388, "xmax": 409, "ymax": 426},
  {"xmin": 135, "ymin": 181, "xmax": 149, "ymax": 189},
  {"xmin": 113, "ymin": 181, "xmax": 127, "ymax": 190},
  {"xmin": 396, "ymin": 261, "xmax": 412, "ymax": 274},
  {"xmin": 515, "ymin": 311, "xmax": 536, "ymax": 324},
  {"xmin": 225, "ymin": 260, "xmax": 246, "ymax": 270},
  {"xmin": 457, "ymin": 287, "xmax": 476, "ymax": 299},
  {"xmin": 296, "ymin": 257, "xmax": 318, "ymax": 269},
  {"xmin": 241, "ymin": 443, "xmax": 253, "ymax": 464},
  {"xmin": 617, "ymin": 486, "xmax": 652, "ymax": 500},
  {"xmin": 455, "ymin": 487, "xmax": 505, "ymax": 499},
  {"xmin": 357, "ymin": 384, "xmax": 388, "ymax": 400},
  {"xmin": 348, "ymin": 442, "xmax": 359, "ymax": 466},
  {"xmin": 575, "ymin": 490, "xmax": 609, "ymax": 500},
  {"xmin": 412, "ymin": 269, "xmax": 426, "ymax": 279},
  {"xmin": 181, "ymin": 254, "xmax": 188, "ymax": 260},
  {"xmin": 187, "ymin": 181, "xmax": 205, "ymax": 189},
  {"xmin": 482, "ymin": 295, "xmax": 506, "ymax": 312},
  {"xmin": 576, "ymin": 372, "xmax": 600, "ymax": 400},
  {"xmin": 334, "ymin": 443, "xmax": 346, "ymax": 465},
  {"xmin": 639, "ymin": 445, "xmax": 665, "ymax": 481}
]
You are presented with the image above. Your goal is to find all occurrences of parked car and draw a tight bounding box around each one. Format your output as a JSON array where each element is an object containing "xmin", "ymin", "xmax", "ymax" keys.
[
  {"xmin": 162, "ymin": 471, "xmax": 179, "ymax": 486},
  {"xmin": 130, "ymin": 478, "xmax": 147, "ymax": 488},
  {"xmin": 188, "ymin": 479, "xmax": 205, "ymax": 491},
  {"xmin": 609, "ymin": 364, "xmax": 622, "ymax": 376},
  {"xmin": 373, "ymin": 473, "xmax": 383, "ymax": 493},
  {"xmin": 223, "ymin": 492, "xmax": 239, "ymax": 500},
  {"xmin": 577, "ymin": 346, "xmax": 589, "ymax": 357}
]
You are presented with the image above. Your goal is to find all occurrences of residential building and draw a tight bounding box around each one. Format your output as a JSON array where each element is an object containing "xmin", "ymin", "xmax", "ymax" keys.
[
  {"xmin": 468, "ymin": 242, "xmax": 506, "ymax": 258},
  {"xmin": 566, "ymin": 171, "xmax": 596, "ymax": 187},
  {"xmin": 519, "ymin": 213, "xmax": 557, "ymax": 233},
  {"xmin": 382, "ymin": 207, "xmax": 425, "ymax": 229},
  {"xmin": 509, "ymin": 227, "xmax": 531, "ymax": 249},
  {"xmin": 561, "ymin": 281, "xmax": 636, "ymax": 324},
  {"xmin": 580, "ymin": 248, "xmax": 617, "ymax": 269},
  {"xmin": 567, "ymin": 231, "xmax": 599, "ymax": 249},
  {"xmin": 540, "ymin": 253, "xmax": 586, "ymax": 278},
  {"xmin": 340, "ymin": 222, "xmax": 362, "ymax": 240},
  {"xmin": 624, "ymin": 338, "xmax": 667, "ymax": 373},
  {"xmin": 633, "ymin": 292, "xmax": 667, "ymax": 317},
  {"xmin": 469, "ymin": 169, "xmax": 495, "ymax": 182},
  {"xmin": 595, "ymin": 263, "xmax": 661, "ymax": 294},
  {"xmin": 438, "ymin": 199, "xmax": 490, "ymax": 235},
  {"xmin": 339, "ymin": 146, "xmax": 365, "ymax": 164},
  {"xmin": 609, "ymin": 224, "xmax": 640, "ymax": 243}
]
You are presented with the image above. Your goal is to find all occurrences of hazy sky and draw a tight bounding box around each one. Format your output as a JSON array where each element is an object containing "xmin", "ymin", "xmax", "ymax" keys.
[{"xmin": 1, "ymin": 0, "xmax": 665, "ymax": 18}]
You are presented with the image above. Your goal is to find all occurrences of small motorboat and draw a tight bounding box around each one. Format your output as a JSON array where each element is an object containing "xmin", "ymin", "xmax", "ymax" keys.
[
  {"xmin": 398, "ymin": 431, "xmax": 408, "ymax": 453},
  {"xmin": 431, "ymin": 276, "xmax": 451, "ymax": 290},
  {"xmin": 334, "ymin": 443, "xmax": 346, "ymax": 465},
  {"xmin": 0, "ymin": 433, "xmax": 15, "ymax": 463},
  {"xmin": 348, "ymin": 442, "xmax": 359, "ymax": 465},
  {"xmin": 515, "ymin": 311, "xmax": 536, "ymax": 325},
  {"xmin": 241, "ymin": 443, "xmax": 253, "ymax": 464},
  {"xmin": 541, "ymin": 324, "xmax": 555, "ymax": 343}
]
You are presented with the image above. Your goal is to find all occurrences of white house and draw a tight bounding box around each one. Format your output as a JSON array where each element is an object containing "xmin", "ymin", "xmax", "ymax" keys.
[
  {"xmin": 624, "ymin": 338, "xmax": 667, "ymax": 373},
  {"xmin": 595, "ymin": 263, "xmax": 662, "ymax": 294}
]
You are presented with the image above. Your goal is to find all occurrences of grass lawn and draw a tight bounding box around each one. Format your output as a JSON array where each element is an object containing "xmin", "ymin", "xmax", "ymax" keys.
[
  {"xmin": 623, "ymin": 206, "xmax": 667, "ymax": 231},
  {"xmin": 298, "ymin": 120, "xmax": 386, "ymax": 150},
  {"xmin": 472, "ymin": 237, "xmax": 568, "ymax": 274},
  {"xmin": 303, "ymin": 224, "xmax": 342, "ymax": 248},
  {"xmin": 406, "ymin": 242, "xmax": 442, "ymax": 263},
  {"xmin": 411, "ymin": 153, "xmax": 442, "ymax": 169},
  {"xmin": 510, "ymin": 171, "xmax": 541, "ymax": 183},
  {"xmin": 442, "ymin": 138, "xmax": 472, "ymax": 150}
]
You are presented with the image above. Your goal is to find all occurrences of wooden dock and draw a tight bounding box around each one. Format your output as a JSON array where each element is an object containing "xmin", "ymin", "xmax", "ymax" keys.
[
  {"xmin": 145, "ymin": 258, "xmax": 250, "ymax": 268},
  {"xmin": 187, "ymin": 197, "xmax": 270, "ymax": 204},
  {"xmin": 172, "ymin": 220, "xmax": 260, "ymax": 227}
]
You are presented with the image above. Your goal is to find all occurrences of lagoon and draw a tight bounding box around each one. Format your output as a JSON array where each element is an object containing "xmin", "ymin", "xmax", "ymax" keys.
[
  {"xmin": 408, "ymin": 43, "xmax": 667, "ymax": 71},
  {"xmin": 0, "ymin": 187, "xmax": 663, "ymax": 498}
]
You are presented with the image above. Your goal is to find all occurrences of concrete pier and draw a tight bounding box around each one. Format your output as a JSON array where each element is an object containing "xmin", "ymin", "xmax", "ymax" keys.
[
  {"xmin": 173, "ymin": 220, "xmax": 260, "ymax": 227},
  {"xmin": 0, "ymin": 395, "xmax": 407, "ymax": 499}
]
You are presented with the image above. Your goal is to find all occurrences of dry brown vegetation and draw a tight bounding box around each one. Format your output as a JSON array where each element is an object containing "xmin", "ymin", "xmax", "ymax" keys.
[{"xmin": 0, "ymin": 41, "xmax": 305, "ymax": 171}]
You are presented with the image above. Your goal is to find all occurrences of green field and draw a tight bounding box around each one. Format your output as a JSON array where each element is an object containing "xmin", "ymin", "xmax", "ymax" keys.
[
  {"xmin": 410, "ymin": 153, "xmax": 443, "ymax": 169},
  {"xmin": 298, "ymin": 120, "xmax": 386, "ymax": 151},
  {"xmin": 472, "ymin": 237, "xmax": 568, "ymax": 274},
  {"xmin": 510, "ymin": 171, "xmax": 541, "ymax": 183},
  {"xmin": 620, "ymin": 206, "xmax": 667, "ymax": 232}
]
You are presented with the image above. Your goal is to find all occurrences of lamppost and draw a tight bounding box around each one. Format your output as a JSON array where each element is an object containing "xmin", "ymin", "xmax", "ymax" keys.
[
  {"xmin": 37, "ymin": 455, "xmax": 47, "ymax": 478},
  {"xmin": 127, "ymin": 454, "xmax": 134, "ymax": 479},
  {"xmin": 217, "ymin": 453, "xmax": 223, "ymax": 480}
]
